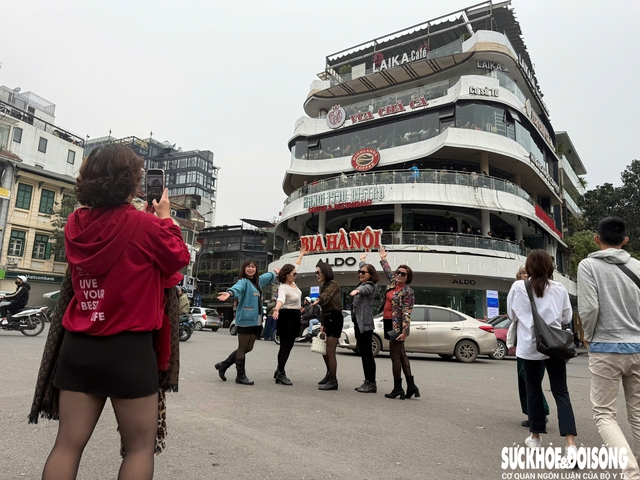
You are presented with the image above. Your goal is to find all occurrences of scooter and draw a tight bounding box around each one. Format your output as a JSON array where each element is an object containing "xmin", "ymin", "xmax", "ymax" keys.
[
  {"xmin": 0, "ymin": 306, "xmax": 48, "ymax": 336},
  {"xmin": 179, "ymin": 314, "xmax": 195, "ymax": 342},
  {"xmin": 273, "ymin": 320, "xmax": 321, "ymax": 345}
]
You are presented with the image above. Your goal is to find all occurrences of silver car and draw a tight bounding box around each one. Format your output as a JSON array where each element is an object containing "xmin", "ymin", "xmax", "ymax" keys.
[
  {"xmin": 190, "ymin": 307, "xmax": 220, "ymax": 331},
  {"xmin": 338, "ymin": 305, "xmax": 497, "ymax": 363}
]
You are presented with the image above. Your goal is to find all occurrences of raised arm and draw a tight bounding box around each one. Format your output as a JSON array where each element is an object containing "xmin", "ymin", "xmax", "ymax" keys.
[{"xmin": 378, "ymin": 246, "xmax": 394, "ymax": 282}]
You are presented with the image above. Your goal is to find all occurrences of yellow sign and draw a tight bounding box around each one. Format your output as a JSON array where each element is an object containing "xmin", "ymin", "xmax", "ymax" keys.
[{"xmin": 0, "ymin": 188, "xmax": 9, "ymax": 199}]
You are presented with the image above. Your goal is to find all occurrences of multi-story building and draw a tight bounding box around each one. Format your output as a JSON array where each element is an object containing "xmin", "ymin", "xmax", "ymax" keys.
[
  {"xmin": 195, "ymin": 221, "xmax": 283, "ymax": 316},
  {"xmin": 84, "ymin": 136, "xmax": 219, "ymax": 226},
  {"xmin": 0, "ymin": 161, "xmax": 75, "ymax": 299},
  {"xmin": 0, "ymin": 86, "xmax": 84, "ymax": 177},
  {"xmin": 271, "ymin": 1, "xmax": 585, "ymax": 318}
]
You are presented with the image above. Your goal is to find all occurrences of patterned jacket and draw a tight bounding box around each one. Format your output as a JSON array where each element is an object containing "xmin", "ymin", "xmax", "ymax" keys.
[{"xmin": 379, "ymin": 259, "xmax": 414, "ymax": 336}]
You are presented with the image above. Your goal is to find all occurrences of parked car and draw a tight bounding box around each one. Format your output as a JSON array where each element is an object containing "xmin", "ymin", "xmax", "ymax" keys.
[
  {"xmin": 489, "ymin": 316, "xmax": 515, "ymax": 360},
  {"xmin": 338, "ymin": 305, "xmax": 497, "ymax": 363},
  {"xmin": 43, "ymin": 291, "xmax": 60, "ymax": 300},
  {"xmin": 190, "ymin": 307, "xmax": 220, "ymax": 331}
]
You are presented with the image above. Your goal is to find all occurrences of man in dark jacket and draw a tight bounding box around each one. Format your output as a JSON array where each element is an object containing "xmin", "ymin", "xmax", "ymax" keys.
[{"xmin": 1, "ymin": 275, "xmax": 31, "ymax": 324}]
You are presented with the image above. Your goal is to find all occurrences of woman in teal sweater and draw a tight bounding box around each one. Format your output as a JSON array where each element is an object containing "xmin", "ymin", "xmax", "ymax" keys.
[{"xmin": 215, "ymin": 259, "xmax": 278, "ymax": 385}]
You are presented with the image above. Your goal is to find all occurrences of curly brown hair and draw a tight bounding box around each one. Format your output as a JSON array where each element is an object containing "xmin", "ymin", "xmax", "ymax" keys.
[
  {"xmin": 277, "ymin": 264, "xmax": 296, "ymax": 283},
  {"xmin": 75, "ymin": 144, "xmax": 144, "ymax": 207}
]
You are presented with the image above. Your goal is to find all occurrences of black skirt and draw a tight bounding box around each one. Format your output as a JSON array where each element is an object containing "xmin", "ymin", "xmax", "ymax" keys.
[{"xmin": 53, "ymin": 330, "xmax": 158, "ymax": 399}]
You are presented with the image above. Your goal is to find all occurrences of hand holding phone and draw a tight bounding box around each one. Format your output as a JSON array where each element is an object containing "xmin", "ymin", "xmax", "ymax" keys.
[
  {"xmin": 146, "ymin": 169, "xmax": 165, "ymax": 205},
  {"xmin": 153, "ymin": 189, "xmax": 171, "ymax": 219}
]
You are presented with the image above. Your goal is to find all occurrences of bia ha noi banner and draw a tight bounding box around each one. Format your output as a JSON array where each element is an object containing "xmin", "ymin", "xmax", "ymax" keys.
[{"xmin": 300, "ymin": 227, "xmax": 382, "ymax": 253}]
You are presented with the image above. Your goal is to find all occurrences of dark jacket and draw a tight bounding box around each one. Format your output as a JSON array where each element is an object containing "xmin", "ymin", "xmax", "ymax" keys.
[
  {"xmin": 318, "ymin": 280, "xmax": 342, "ymax": 314},
  {"xmin": 6, "ymin": 282, "xmax": 31, "ymax": 309},
  {"xmin": 351, "ymin": 262, "xmax": 377, "ymax": 332}
]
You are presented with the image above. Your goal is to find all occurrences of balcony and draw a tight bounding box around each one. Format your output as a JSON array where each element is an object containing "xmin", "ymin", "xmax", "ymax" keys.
[
  {"xmin": 284, "ymin": 169, "xmax": 534, "ymax": 206},
  {"xmin": 0, "ymin": 100, "xmax": 84, "ymax": 147},
  {"xmin": 285, "ymin": 230, "xmax": 528, "ymax": 257}
]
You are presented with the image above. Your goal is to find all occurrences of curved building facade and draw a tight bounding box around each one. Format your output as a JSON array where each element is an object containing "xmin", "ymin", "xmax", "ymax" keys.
[{"xmin": 270, "ymin": 1, "xmax": 585, "ymax": 318}]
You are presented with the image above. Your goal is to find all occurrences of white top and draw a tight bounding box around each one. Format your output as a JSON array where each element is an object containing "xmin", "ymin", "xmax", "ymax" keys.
[
  {"xmin": 507, "ymin": 279, "xmax": 572, "ymax": 360},
  {"xmin": 277, "ymin": 283, "xmax": 302, "ymax": 310}
]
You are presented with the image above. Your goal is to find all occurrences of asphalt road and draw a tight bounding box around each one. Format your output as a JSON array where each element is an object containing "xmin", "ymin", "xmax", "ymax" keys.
[{"xmin": 0, "ymin": 326, "xmax": 634, "ymax": 480}]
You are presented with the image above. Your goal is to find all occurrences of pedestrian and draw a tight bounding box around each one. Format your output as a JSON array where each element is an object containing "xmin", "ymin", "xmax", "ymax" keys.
[
  {"xmin": 263, "ymin": 307, "xmax": 276, "ymax": 341},
  {"xmin": 508, "ymin": 265, "xmax": 550, "ymax": 427},
  {"xmin": 507, "ymin": 249, "xmax": 577, "ymax": 459},
  {"xmin": 314, "ymin": 262, "xmax": 343, "ymax": 391},
  {"xmin": 272, "ymin": 249, "xmax": 308, "ymax": 385},
  {"xmin": 410, "ymin": 163, "xmax": 420, "ymax": 182},
  {"xmin": 578, "ymin": 217, "xmax": 640, "ymax": 479},
  {"xmin": 178, "ymin": 287, "xmax": 190, "ymax": 315},
  {"xmin": 32, "ymin": 143, "xmax": 190, "ymax": 479},
  {"xmin": 350, "ymin": 253, "xmax": 380, "ymax": 393},
  {"xmin": 378, "ymin": 246, "xmax": 419, "ymax": 399},
  {"xmin": 215, "ymin": 260, "xmax": 278, "ymax": 385}
]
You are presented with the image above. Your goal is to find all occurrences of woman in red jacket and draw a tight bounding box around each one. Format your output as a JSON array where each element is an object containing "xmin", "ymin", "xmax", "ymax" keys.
[{"xmin": 42, "ymin": 144, "xmax": 190, "ymax": 480}]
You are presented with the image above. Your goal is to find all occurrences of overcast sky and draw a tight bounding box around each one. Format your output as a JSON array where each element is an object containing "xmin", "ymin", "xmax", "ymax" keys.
[{"xmin": 2, "ymin": 0, "xmax": 638, "ymax": 226}]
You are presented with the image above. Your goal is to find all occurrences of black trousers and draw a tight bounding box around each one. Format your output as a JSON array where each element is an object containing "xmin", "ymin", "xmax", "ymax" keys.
[
  {"xmin": 354, "ymin": 319, "xmax": 376, "ymax": 382},
  {"xmin": 276, "ymin": 309, "xmax": 301, "ymax": 371},
  {"xmin": 522, "ymin": 357, "xmax": 577, "ymax": 436}
]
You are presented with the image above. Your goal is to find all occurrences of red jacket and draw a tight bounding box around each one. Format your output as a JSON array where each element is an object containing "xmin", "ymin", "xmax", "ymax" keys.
[{"xmin": 62, "ymin": 204, "xmax": 190, "ymax": 336}]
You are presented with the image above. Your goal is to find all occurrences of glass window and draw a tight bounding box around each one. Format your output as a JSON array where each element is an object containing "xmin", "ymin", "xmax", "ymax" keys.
[
  {"xmin": 16, "ymin": 183, "xmax": 33, "ymax": 210},
  {"xmin": 8, "ymin": 230, "xmax": 26, "ymax": 256},
  {"xmin": 54, "ymin": 247, "xmax": 67, "ymax": 262},
  {"xmin": 32, "ymin": 234, "xmax": 50, "ymax": 259},
  {"xmin": 411, "ymin": 306, "xmax": 426, "ymax": 321},
  {"xmin": 12, "ymin": 127, "xmax": 22, "ymax": 144},
  {"xmin": 65, "ymin": 149, "xmax": 75, "ymax": 165},
  {"xmin": 456, "ymin": 104, "xmax": 475, "ymax": 129},
  {"xmin": 428, "ymin": 308, "xmax": 452, "ymax": 322},
  {"xmin": 38, "ymin": 137, "xmax": 48, "ymax": 153},
  {"xmin": 0, "ymin": 125, "xmax": 8, "ymax": 147},
  {"xmin": 39, "ymin": 189, "xmax": 56, "ymax": 214}
]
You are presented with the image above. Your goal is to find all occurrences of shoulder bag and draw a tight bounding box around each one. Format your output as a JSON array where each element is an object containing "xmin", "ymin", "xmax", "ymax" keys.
[{"xmin": 524, "ymin": 280, "xmax": 576, "ymax": 360}]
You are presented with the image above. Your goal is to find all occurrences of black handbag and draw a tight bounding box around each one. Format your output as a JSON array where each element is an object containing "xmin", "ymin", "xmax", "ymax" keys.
[
  {"xmin": 387, "ymin": 328, "xmax": 401, "ymax": 341},
  {"xmin": 524, "ymin": 280, "xmax": 576, "ymax": 360}
]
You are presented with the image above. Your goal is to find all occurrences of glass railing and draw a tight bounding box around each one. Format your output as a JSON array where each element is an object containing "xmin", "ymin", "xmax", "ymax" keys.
[
  {"xmin": 285, "ymin": 230, "xmax": 528, "ymax": 256},
  {"xmin": 483, "ymin": 70, "xmax": 526, "ymax": 104},
  {"xmin": 284, "ymin": 169, "xmax": 534, "ymax": 206},
  {"xmin": 563, "ymin": 191, "xmax": 582, "ymax": 216},
  {"xmin": 559, "ymin": 156, "xmax": 586, "ymax": 195}
]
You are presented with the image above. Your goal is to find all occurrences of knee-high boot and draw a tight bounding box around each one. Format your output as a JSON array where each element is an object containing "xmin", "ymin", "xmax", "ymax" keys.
[
  {"xmin": 214, "ymin": 351, "xmax": 236, "ymax": 381},
  {"xmin": 235, "ymin": 358, "xmax": 254, "ymax": 385}
]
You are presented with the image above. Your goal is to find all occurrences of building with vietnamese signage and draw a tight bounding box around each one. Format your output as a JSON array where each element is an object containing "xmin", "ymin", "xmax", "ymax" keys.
[{"xmin": 270, "ymin": 1, "xmax": 587, "ymax": 318}]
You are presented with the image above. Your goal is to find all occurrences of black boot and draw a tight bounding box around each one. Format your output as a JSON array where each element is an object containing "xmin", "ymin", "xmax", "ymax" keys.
[
  {"xmin": 355, "ymin": 380, "xmax": 367, "ymax": 391},
  {"xmin": 215, "ymin": 352, "xmax": 236, "ymax": 381},
  {"xmin": 405, "ymin": 375, "xmax": 420, "ymax": 399},
  {"xmin": 318, "ymin": 378, "xmax": 338, "ymax": 390},
  {"xmin": 357, "ymin": 380, "xmax": 377, "ymax": 393},
  {"xmin": 385, "ymin": 378, "xmax": 405, "ymax": 399},
  {"xmin": 275, "ymin": 369, "xmax": 292, "ymax": 386},
  {"xmin": 235, "ymin": 358, "xmax": 254, "ymax": 385},
  {"xmin": 318, "ymin": 370, "xmax": 330, "ymax": 385}
]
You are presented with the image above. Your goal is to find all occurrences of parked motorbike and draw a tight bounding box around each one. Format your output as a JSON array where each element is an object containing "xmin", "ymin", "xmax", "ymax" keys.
[
  {"xmin": 0, "ymin": 306, "xmax": 48, "ymax": 336},
  {"xmin": 179, "ymin": 314, "xmax": 195, "ymax": 342},
  {"xmin": 273, "ymin": 321, "xmax": 321, "ymax": 345}
]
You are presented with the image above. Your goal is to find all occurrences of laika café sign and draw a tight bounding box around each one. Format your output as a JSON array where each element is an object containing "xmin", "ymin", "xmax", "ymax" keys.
[
  {"xmin": 304, "ymin": 185, "xmax": 385, "ymax": 214},
  {"xmin": 300, "ymin": 227, "xmax": 382, "ymax": 253},
  {"xmin": 371, "ymin": 48, "xmax": 429, "ymax": 72}
]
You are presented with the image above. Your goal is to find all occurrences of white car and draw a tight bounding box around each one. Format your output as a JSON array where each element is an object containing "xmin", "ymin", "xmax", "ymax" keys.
[
  {"xmin": 190, "ymin": 307, "xmax": 220, "ymax": 331},
  {"xmin": 339, "ymin": 305, "xmax": 497, "ymax": 363}
]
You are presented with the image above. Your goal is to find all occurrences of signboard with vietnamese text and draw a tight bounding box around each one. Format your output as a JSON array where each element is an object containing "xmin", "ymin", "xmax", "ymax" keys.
[
  {"xmin": 300, "ymin": 227, "xmax": 382, "ymax": 253},
  {"xmin": 486, "ymin": 290, "xmax": 500, "ymax": 318},
  {"xmin": 304, "ymin": 185, "xmax": 384, "ymax": 214}
]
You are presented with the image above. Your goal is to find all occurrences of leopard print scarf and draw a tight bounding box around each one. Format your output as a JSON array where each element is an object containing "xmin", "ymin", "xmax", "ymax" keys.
[{"xmin": 28, "ymin": 270, "xmax": 181, "ymax": 456}]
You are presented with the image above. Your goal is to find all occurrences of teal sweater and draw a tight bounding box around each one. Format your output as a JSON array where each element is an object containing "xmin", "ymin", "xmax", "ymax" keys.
[{"xmin": 228, "ymin": 272, "xmax": 276, "ymax": 327}]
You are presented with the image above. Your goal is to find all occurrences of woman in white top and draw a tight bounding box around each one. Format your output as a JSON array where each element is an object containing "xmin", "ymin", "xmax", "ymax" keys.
[
  {"xmin": 507, "ymin": 249, "xmax": 577, "ymax": 459},
  {"xmin": 272, "ymin": 249, "xmax": 307, "ymax": 385}
]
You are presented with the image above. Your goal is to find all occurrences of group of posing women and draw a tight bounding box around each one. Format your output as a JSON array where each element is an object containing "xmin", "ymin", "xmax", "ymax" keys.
[{"xmin": 214, "ymin": 245, "xmax": 420, "ymax": 399}]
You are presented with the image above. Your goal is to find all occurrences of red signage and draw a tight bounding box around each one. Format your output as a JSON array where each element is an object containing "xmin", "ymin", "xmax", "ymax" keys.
[
  {"xmin": 534, "ymin": 204, "xmax": 563, "ymax": 238},
  {"xmin": 351, "ymin": 148, "xmax": 380, "ymax": 172},
  {"xmin": 326, "ymin": 105, "xmax": 346, "ymax": 129},
  {"xmin": 300, "ymin": 227, "xmax": 383, "ymax": 253}
]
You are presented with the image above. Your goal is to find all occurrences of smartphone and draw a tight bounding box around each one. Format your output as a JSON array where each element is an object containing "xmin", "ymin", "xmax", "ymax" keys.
[{"xmin": 146, "ymin": 169, "xmax": 165, "ymax": 204}]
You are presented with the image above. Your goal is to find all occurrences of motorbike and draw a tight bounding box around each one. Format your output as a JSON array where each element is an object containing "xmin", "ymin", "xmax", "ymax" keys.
[
  {"xmin": 179, "ymin": 314, "xmax": 195, "ymax": 342},
  {"xmin": 0, "ymin": 305, "xmax": 48, "ymax": 336},
  {"xmin": 273, "ymin": 320, "xmax": 321, "ymax": 345}
]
